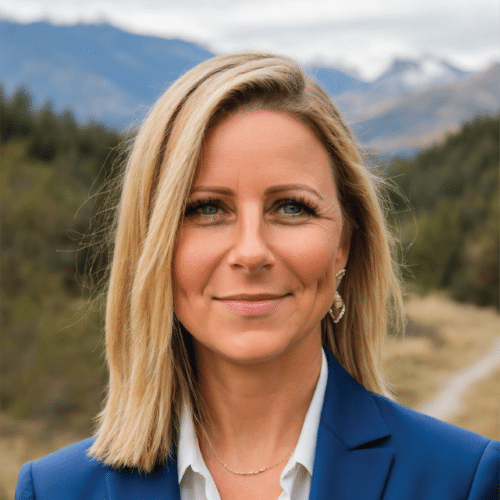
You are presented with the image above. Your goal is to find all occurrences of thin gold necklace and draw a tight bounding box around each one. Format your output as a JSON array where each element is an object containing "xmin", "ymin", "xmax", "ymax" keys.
[{"xmin": 203, "ymin": 429, "xmax": 293, "ymax": 475}]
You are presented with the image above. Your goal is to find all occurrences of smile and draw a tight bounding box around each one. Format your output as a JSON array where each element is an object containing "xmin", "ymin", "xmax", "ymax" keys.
[{"xmin": 216, "ymin": 295, "xmax": 289, "ymax": 315}]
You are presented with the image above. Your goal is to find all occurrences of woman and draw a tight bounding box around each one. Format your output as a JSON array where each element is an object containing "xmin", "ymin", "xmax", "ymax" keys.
[{"xmin": 16, "ymin": 52, "xmax": 498, "ymax": 500}]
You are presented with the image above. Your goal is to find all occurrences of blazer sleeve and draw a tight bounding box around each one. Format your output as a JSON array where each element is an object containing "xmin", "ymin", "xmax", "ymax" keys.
[
  {"xmin": 468, "ymin": 440, "xmax": 500, "ymax": 500},
  {"xmin": 15, "ymin": 462, "xmax": 35, "ymax": 500}
]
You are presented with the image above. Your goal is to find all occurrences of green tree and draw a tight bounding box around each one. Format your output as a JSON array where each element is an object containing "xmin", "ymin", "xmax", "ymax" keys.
[{"xmin": 388, "ymin": 115, "xmax": 499, "ymax": 308}]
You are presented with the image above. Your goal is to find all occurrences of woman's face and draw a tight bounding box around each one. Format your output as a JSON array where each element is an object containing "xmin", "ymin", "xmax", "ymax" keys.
[{"xmin": 173, "ymin": 109, "xmax": 349, "ymax": 364}]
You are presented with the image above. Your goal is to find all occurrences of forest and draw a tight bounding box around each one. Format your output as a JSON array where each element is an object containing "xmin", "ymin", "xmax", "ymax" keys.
[
  {"xmin": 1, "ymin": 85, "xmax": 499, "ymax": 434},
  {"xmin": 1, "ymin": 86, "xmax": 121, "ymax": 430},
  {"xmin": 387, "ymin": 115, "xmax": 499, "ymax": 307}
]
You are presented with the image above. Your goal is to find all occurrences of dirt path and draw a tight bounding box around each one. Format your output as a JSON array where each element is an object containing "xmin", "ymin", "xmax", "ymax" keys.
[{"xmin": 417, "ymin": 336, "xmax": 500, "ymax": 421}]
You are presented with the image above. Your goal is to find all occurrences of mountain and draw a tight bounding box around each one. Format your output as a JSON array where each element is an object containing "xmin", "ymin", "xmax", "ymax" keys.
[
  {"xmin": 0, "ymin": 19, "xmax": 366, "ymax": 127},
  {"xmin": 0, "ymin": 20, "xmax": 215, "ymax": 127},
  {"xmin": 332, "ymin": 55, "xmax": 474, "ymax": 123},
  {"xmin": 371, "ymin": 55, "xmax": 471, "ymax": 95},
  {"xmin": 1, "ymin": 19, "xmax": 498, "ymax": 155},
  {"xmin": 306, "ymin": 65, "xmax": 369, "ymax": 96},
  {"xmin": 353, "ymin": 63, "xmax": 500, "ymax": 155}
]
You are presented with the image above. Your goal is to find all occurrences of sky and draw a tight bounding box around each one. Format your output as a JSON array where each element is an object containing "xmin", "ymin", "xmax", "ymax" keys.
[{"xmin": 1, "ymin": 0, "xmax": 499, "ymax": 79}]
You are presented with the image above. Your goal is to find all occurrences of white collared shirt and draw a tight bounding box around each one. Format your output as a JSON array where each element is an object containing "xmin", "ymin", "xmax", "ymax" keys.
[{"xmin": 178, "ymin": 349, "xmax": 328, "ymax": 500}]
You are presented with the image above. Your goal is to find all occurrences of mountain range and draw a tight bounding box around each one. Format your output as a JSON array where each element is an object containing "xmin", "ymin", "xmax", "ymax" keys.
[{"xmin": 1, "ymin": 19, "xmax": 499, "ymax": 155}]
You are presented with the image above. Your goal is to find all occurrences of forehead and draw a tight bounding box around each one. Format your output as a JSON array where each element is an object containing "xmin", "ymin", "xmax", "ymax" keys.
[{"xmin": 196, "ymin": 109, "xmax": 334, "ymax": 188}]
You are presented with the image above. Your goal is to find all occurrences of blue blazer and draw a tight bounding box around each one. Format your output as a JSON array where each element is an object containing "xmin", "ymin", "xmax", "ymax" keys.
[{"xmin": 16, "ymin": 349, "xmax": 499, "ymax": 499}]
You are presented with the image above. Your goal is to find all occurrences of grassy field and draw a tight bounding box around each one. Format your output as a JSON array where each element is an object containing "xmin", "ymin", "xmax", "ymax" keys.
[
  {"xmin": 1, "ymin": 294, "xmax": 499, "ymax": 499},
  {"xmin": 450, "ymin": 367, "xmax": 500, "ymax": 439},
  {"xmin": 385, "ymin": 294, "xmax": 500, "ymax": 438}
]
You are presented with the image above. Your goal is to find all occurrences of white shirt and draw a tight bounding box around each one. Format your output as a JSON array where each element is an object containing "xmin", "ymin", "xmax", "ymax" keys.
[{"xmin": 178, "ymin": 349, "xmax": 328, "ymax": 500}]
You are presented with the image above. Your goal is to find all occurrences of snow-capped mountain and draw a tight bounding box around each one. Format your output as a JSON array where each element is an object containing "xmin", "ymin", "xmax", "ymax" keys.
[
  {"xmin": 1, "ymin": 19, "xmax": 497, "ymax": 155},
  {"xmin": 371, "ymin": 55, "xmax": 471, "ymax": 95},
  {"xmin": 353, "ymin": 62, "xmax": 500, "ymax": 155}
]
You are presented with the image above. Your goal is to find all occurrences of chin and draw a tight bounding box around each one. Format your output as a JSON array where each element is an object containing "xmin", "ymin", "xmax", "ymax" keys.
[{"xmin": 207, "ymin": 329, "xmax": 314, "ymax": 366}]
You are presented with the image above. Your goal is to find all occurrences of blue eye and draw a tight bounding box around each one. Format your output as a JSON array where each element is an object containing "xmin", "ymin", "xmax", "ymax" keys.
[
  {"xmin": 276, "ymin": 197, "xmax": 318, "ymax": 217},
  {"xmin": 185, "ymin": 198, "xmax": 225, "ymax": 218},
  {"xmin": 281, "ymin": 203, "xmax": 302, "ymax": 214},
  {"xmin": 200, "ymin": 204, "xmax": 219, "ymax": 215}
]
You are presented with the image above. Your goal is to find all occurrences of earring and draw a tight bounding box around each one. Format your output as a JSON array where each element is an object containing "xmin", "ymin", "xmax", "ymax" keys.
[{"xmin": 329, "ymin": 269, "xmax": 346, "ymax": 324}]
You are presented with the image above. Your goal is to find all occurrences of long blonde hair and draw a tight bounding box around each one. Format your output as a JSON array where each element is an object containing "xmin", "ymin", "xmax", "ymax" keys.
[{"xmin": 89, "ymin": 52, "xmax": 404, "ymax": 471}]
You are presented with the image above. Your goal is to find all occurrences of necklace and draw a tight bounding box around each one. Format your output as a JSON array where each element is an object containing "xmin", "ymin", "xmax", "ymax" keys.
[{"xmin": 203, "ymin": 429, "xmax": 293, "ymax": 475}]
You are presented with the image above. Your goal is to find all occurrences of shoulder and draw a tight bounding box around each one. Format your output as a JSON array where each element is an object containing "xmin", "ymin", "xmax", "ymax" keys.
[
  {"xmin": 16, "ymin": 437, "xmax": 108, "ymax": 500},
  {"xmin": 16, "ymin": 437, "xmax": 181, "ymax": 500},
  {"xmin": 372, "ymin": 392, "xmax": 493, "ymax": 453},
  {"xmin": 372, "ymin": 394, "xmax": 499, "ymax": 498}
]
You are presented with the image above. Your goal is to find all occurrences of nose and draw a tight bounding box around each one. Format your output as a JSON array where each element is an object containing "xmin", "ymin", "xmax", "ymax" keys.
[{"xmin": 227, "ymin": 206, "xmax": 275, "ymax": 273}]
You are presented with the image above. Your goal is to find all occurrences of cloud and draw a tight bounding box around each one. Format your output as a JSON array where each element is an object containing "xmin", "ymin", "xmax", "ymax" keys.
[
  {"xmin": 1, "ymin": 0, "xmax": 498, "ymax": 78},
  {"xmin": 205, "ymin": 11, "xmax": 499, "ymax": 77}
]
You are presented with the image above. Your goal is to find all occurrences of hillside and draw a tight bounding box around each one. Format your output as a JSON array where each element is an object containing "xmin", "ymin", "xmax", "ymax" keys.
[
  {"xmin": 388, "ymin": 115, "xmax": 499, "ymax": 307},
  {"xmin": 1, "ymin": 87, "xmax": 118, "ymax": 433}
]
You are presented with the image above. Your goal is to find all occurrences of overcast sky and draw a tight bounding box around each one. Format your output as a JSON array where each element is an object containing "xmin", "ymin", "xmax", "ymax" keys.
[{"xmin": 1, "ymin": 0, "xmax": 499, "ymax": 79}]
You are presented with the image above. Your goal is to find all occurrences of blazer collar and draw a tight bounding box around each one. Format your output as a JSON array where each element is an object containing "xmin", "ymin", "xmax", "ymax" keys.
[
  {"xmin": 309, "ymin": 348, "xmax": 394, "ymax": 499},
  {"xmin": 106, "ymin": 348, "xmax": 393, "ymax": 499}
]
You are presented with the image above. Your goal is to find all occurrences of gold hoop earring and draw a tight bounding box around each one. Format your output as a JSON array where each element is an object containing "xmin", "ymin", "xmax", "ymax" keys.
[{"xmin": 329, "ymin": 269, "xmax": 346, "ymax": 324}]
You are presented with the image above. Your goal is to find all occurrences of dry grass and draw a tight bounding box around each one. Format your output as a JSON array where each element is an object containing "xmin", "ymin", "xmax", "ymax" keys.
[
  {"xmin": 449, "ymin": 368, "xmax": 500, "ymax": 440},
  {"xmin": 385, "ymin": 294, "xmax": 500, "ymax": 407},
  {"xmin": 385, "ymin": 294, "xmax": 500, "ymax": 438}
]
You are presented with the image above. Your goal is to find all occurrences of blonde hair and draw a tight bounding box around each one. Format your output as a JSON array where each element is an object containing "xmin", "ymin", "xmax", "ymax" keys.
[{"xmin": 89, "ymin": 52, "xmax": 404, "ymax": 471}]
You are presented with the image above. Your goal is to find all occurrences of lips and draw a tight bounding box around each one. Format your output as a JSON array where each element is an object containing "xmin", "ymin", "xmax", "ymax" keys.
[
  {"xmin": 217, "ymin": 293, "xmax": 286, "ymax": 301},
  {"xmin": 216, "ymin": 294, "xmax": 289, "ymax": 315}
]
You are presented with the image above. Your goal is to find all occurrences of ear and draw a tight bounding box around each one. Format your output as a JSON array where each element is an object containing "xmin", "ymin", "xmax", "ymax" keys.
[{"xmin": 336, "ymin": 226, "xmax": 351, "ymax": 272}]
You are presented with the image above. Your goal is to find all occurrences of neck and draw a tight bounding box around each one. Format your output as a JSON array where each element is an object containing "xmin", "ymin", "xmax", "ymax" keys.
[{"xmin": 194, "ymin": 334, "xmax": 323, "ymax": 470}]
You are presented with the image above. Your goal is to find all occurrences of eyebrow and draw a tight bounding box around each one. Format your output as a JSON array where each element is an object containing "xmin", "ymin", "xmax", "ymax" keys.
[{"xmin": 191, "ymin": 184, "xmax": 324, "ymax": 200}]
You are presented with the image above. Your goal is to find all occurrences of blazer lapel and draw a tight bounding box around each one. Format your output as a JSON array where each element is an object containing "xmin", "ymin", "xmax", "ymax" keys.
[
  {"xmin": 309, "ymin": 349, "xmax": 394, "ymax": 499},
  {"xmin": 105, "ymin": 456, "xmax": 181, "ymax": 500},
  {"xmin": 105, "ymin": 349, "xmax": 394, "ymax": 500}
]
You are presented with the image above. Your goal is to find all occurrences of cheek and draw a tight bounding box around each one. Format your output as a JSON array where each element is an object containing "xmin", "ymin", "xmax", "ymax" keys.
[
  {"xmin": 172, "ymin": 229, "xmax": 224, "ymax": 296},
  {"xmin": 275, "ymin": 229, "xmax": 338, "ymax": 289}
]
